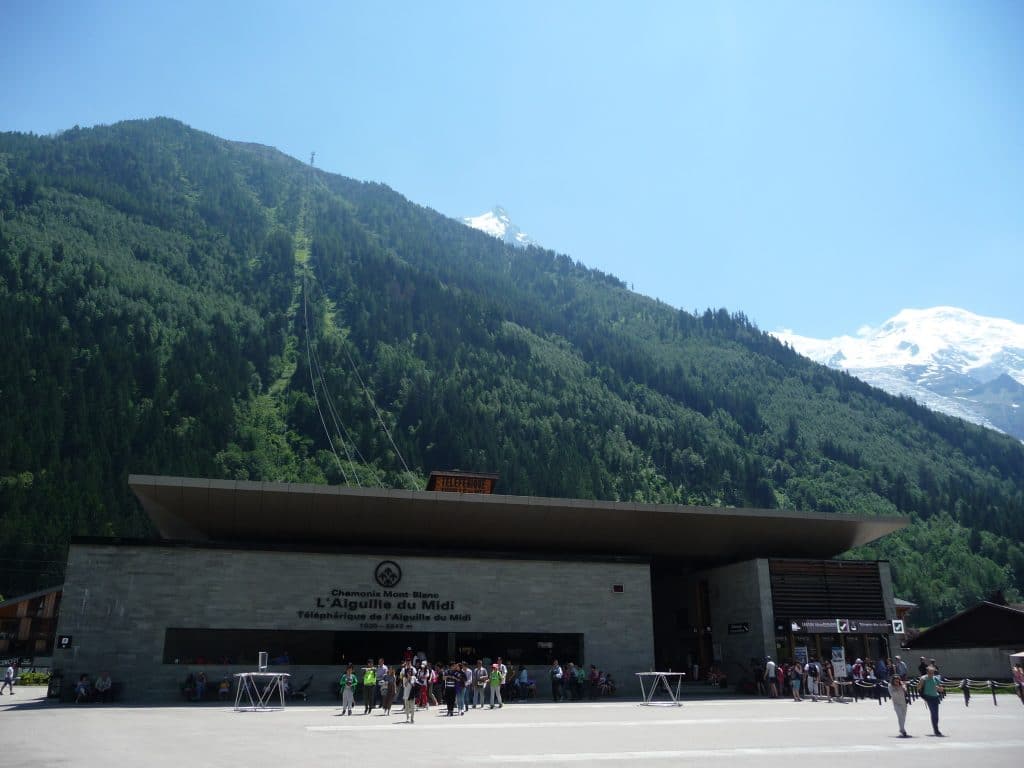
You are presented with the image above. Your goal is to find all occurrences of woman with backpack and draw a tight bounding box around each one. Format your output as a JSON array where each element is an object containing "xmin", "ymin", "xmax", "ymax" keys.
[
  {"xmin": 917, "ymin": 666, "xmax": 945, "ymax": 737},
  {"xmin": 788, "ymin": 661, "xmax": 803, "ymax": 702}
]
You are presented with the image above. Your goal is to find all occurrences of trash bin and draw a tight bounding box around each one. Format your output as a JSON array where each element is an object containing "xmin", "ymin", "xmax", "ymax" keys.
[{"xmin": 47, "ymin": 671, "xmax": 63, "ymax": 699}]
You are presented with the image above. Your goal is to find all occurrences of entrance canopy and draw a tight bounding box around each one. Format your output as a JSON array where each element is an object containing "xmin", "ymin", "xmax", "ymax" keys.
[{"xmin": 129, "ymin": 475, "xmax": 905, "ymax": 565}]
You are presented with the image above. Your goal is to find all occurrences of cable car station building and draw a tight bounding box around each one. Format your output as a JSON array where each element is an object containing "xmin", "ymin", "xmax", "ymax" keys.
[{"xmin": 54, "ymin": 473, "xmax": 906, "ymax": 700}]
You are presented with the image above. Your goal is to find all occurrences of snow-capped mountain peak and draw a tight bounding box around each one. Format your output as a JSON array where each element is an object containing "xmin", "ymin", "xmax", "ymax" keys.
[
  {"xmin": 772, "ymin": 307, "xmax": 1024, "ymax": 440},
  {"xmin": 463, "ymin": 206, "xmax": 535, "ymax": 248}
]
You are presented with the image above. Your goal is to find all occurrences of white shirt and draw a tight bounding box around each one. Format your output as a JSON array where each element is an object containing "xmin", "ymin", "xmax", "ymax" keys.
[{"xmin": 4, "ymin": 666, "xmax": 13, "ymax": 681}]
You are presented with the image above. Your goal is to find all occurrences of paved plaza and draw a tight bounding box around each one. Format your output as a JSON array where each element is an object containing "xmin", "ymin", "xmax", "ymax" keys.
[{"xmin": 2, "ymin": 686, "xmax": 1022, "ymax": 767}]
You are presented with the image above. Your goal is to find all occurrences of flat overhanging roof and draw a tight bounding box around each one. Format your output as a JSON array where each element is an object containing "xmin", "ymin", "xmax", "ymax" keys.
[{"xmin": 128, "ymin": 475, "xmax": 907, "ymax": 564}]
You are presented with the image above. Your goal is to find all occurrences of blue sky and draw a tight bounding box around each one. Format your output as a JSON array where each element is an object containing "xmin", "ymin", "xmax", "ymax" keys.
[{"xmin": 3, "ymin": 0, "xmax": 1021, "ymax": 337}]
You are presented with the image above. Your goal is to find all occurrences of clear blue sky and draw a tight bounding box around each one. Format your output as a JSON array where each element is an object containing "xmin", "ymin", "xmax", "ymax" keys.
[{"xmin": 3, "ymin": 0, "xmax": 1021, "ymax": 337}]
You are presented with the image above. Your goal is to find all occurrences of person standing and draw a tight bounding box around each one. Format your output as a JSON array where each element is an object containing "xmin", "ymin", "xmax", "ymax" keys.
[
  {"xmin": 194, "ymin": 671, "xmax": 207, "ymax": 701},
  {"xmin": 443, "ymin": 664, "xmax": 459, "ymax": 716},
  {"xmin": 339, "ymin": 665, "xmax": 358, "ymax": 715},
  {"xmin": 489, "ymin": 663, "xmax": 503, "ymax": 708},
  {"xmin": 550, "ymin": 660, "xmax": 564, "ymax": 702},
  {"xmin": 454, "ymin": 662, "xmax": 467, "ymax": 715},
  {"xmin": 376, "ymin": 658, "xmax": 388, "ymax": 710},
  {"xmin": 361, "ymin": 660, "xmax": 377, "ymax": 714},
  {"xmin": 805, "ymin": 659, "xmax": 820, "ymax": 699},
  {"xmin": 460, "ymin": 662, "xmax": 473, "ymax": 713},
  {"xmin": 822, "ymin": 660, "xmax": 837, "ymax": 702},
  {"xmin": 917, "ymin": 666, "xmax": 945, "ymax": 736},
  {"xmin": 764, "ymin": 657, "xmax": 777, "ymax": 698},
  {"xmin": 788, "ymin": 661, "xmax": 803, "ymax": 701},
  {"xmin": 1, "ymin": 664, "xmax": 15, "ymax": 695},
  {"xmin": 889, "ymin": 676, "xmax": 910, "ymax": 737},
  {"xmin": 894, "ymin": 656, "xmax": 908, "ymax": 680},
  {"xmin": 497, "ymin": 657, "xmax": 509, "ymax": 701},
  {"xmin": 473, "ymin": 660, "xmax": 487, "ymax": 709},
  {"xmin": 1013, "ymin": 662, "xmax": 1024, "ymax": 706}
]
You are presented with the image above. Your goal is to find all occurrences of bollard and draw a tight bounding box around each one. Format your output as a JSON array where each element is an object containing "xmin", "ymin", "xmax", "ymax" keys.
[{"xmin": 990, "ymin": 680, "xmax": 998, "ymax": 706}]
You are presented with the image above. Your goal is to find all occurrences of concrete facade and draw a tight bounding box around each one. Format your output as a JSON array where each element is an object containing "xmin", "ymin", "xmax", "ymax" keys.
[
  {"xmin": 54, "ymin": 542, "xmax": 654, "ymax": 701},
  {"xmin": 694, "ymin": 559, "xmax": 774, "ymax": 684}
]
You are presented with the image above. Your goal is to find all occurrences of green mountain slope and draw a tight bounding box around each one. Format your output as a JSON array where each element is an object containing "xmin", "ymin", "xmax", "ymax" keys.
[{"xmin": 1, "ymin": 118, "xmax": 1021, "ymax": 622}]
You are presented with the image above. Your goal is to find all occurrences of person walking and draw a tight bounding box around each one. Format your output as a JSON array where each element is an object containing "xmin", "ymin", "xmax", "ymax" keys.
[
  {"xmin": 381, "ymin": 666, "xmax": 396, "ymax": 715},
  {"xmin": 917, "ymin": 666, "xmax": 945, "ymax": 736},
  {"xmin": 889, "ymin": 676, "xmax": 910, "ymax": 737},
  {"xmin": 400, "ymin": 660, "xmax": 418, "ymax": 724},
  {"xmin": 0, "ymin": 664, "xmax": 15, "ymax": 695},
  {"xmin": 339, "ymin": 665, "xmax": 358, "ymax": 715},
  {"xmin": 550, "ymin": 660, "xmax": 564, "ymax": 702},
  {"xmin": 416, "ymin": 661, "xmax": 432, "ymax": 709}
]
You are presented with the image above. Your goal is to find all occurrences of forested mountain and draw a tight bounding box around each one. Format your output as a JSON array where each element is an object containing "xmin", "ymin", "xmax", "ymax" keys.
[{"xmin": 1, "ymin": 118, "xmax": 1022, "ymax": 623}]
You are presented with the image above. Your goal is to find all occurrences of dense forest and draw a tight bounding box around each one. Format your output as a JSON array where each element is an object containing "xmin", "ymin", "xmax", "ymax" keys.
[{"xmin": 1, "ymin": 118, "xmax": 1022, "ymax": 623}]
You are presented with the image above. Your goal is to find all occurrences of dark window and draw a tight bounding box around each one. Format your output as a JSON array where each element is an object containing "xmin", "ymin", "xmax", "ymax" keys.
[{"xmin": 454, "ymin": 633, "xmax": 583, "ymax": 665}]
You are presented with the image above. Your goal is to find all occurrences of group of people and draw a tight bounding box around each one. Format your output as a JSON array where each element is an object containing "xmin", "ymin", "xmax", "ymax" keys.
[
  {"xmin": 72, "ymin": 672, "xmax": 114, "ymax": 703},
  {"xmin": 336, "ymin": 651, "xmax": 613, "ymax": 723},
  {"xmin": 182, "ymin": 671, "xmax": 232, "ymax": 701},
  {"xmin": 548, "ymin": 661, "xmax": 616, "ymax": 700},
  {"xmin": 760, "ymin": 653, "xmax": 950, "ymax": 737},
  {"xmin": 759, "ymin": 654, "xmax": 923, "ymax": 703},
  {"xmin": 338, "ymin": 655, "xmax": 518, "ymax": 723}
]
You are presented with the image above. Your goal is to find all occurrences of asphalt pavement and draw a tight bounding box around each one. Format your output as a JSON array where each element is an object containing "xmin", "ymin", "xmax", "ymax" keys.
[{"xmin": 2, "ymin": 686, "xmax": 1022, "ymax": 767}]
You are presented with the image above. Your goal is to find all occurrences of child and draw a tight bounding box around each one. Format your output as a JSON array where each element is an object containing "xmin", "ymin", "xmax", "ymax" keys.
[{"xmin": 339, "ymin": 665, "xmax": 358, "ymax": 715}]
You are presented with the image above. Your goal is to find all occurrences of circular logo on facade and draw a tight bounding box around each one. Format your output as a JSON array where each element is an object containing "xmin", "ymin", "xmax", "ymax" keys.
[{"xmin": 374, "ymin": 560, "xmax": 402, "ymax": 588}]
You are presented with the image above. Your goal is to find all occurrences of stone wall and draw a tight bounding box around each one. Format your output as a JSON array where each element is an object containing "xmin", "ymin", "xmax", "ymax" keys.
[
  {"xmin": 907, "ymin": 647, "xmax": 1020, "ymax": 680},
  {"xmin": 54, "ymin": 542, "xmax": 654, "ymax": 701}
]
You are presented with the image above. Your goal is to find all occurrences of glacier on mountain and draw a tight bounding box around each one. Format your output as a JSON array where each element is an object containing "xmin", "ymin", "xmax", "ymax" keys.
[{"xmin": 772, "ymin": 307, "xmax": 1024, "ymax": 441}]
